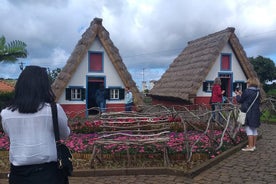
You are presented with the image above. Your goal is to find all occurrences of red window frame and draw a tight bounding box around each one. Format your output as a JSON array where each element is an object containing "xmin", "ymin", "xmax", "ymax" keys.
[
  {"xmin": 221, "ymin": 55, "xmax": 231, "ymax": 70},
  {"xmin": 89, "ymin": 52, "xmax": 103, "ymax": 72}
]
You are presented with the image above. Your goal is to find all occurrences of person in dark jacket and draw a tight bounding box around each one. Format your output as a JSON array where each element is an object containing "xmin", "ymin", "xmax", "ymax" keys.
[
  {"xmin": 235, "ymin": 77, "xmax": 261, "ymax": 152},
  {"xmin": 95, "ymin": 84, "xmax": 106, "ymax": 113}
]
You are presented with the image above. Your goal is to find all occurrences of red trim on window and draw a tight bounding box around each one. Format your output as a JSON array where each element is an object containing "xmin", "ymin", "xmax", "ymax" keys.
[
  {"xmin": 90, "ymin": 53, "xmax": 102, "ymax": 71},
  {"xmin": 221, "ymin": 55, "xmax": 230, "ymax": 70},
  {"xmin": 88, "ymin": 79, "xmax": 104, "ymax": 82}
]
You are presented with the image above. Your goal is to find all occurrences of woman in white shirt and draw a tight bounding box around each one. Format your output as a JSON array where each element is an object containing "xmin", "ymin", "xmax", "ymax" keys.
[{"xmin": 1, "ymin": 66, "xmax": 70, "ymax": 184}]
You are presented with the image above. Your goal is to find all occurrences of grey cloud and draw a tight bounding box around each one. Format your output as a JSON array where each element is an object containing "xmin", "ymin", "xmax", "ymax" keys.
[
  {"xmin": 1, "ymin": 0, "xmax": 276, "ymax": 87},
  {"xmin": 8, "ymin": 0, "xmax": 69, "ymax": 7}
]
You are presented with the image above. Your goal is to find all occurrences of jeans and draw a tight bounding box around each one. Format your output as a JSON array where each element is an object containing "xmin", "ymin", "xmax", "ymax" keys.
[
  {"xmin": 125, "ymin": 102, "xmax": 133, "ymax": 111},
  {"xmin": 97, "ymin": 101, "xmax": 106, "ymax": 112},
  {"xmin": 211, "ymin": 103, "xmax": 222, "ymax": 123}
]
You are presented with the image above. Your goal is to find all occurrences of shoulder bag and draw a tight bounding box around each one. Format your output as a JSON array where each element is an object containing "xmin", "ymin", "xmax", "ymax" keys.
[
  {"xmin": 237, "ymin": 91, "xmax": 259, "ymax": 125},
  {"xmin": 50, "ymin": 102, "xmax": 73, "ymax": 177}
]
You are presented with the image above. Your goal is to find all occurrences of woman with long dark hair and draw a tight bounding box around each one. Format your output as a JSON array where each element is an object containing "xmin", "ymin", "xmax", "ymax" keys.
[{"xmin": 1, "ymin": 66, "xmax": 70, "ymax": 184}]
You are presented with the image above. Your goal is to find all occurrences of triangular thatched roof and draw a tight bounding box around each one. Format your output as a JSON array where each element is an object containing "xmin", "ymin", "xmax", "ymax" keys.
[
  {"xmin": 52, "ymin": 18, "xmax": 144, "ymax": 107},
  {"xmin": 150, "ymin": 27, "xmax": 261, "ymax": 102}
]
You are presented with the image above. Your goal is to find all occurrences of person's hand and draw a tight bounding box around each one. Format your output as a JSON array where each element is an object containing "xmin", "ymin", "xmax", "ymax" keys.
[
  {"xmin": 221, "ymin": 90, "xmax": 225, "ymax": 94},
  {"xmin": 235, "ymin": 90, "xmax": 241, "ymax": 96}
]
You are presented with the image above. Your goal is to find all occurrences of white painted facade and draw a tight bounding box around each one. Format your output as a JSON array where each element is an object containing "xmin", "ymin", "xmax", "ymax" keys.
[
  {"xmin": 149, "ymin": 80, "xmax": 157, "ymax": 90},
  {"xmin": 141, "ymin": 81, "xmax": 147, "ymax": 91},
  {"xmin": 58, "ymin": 37, "xmax": 125, "ymax": 105},
  {"xmin": 196, "ymin": 43, "xmax": 247, "ymax": 97}
]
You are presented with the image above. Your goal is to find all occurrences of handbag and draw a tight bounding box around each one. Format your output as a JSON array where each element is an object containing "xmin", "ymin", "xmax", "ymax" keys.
[
  {"xmin": 237, "ymin": 91, "xmax": 259, "ymax": 125},
  {"xmin": 51, "ymin": 102, "xmax": 73, "ymax": 176},
  {"xmin": 237, "ymin": 110, "xmax": 246, "ymax": 125}
]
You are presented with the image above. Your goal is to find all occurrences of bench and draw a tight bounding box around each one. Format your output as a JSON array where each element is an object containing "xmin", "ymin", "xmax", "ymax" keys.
[{"xmin": 90, "ymin": 112, "xmax": 172, "ymax": 168}]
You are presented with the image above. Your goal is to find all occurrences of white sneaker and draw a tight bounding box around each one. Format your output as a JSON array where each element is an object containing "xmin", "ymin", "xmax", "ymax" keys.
[
  {"xmin": 242, "ymin": 147, "xmax": 255, "ymax": 152},
  {"xmin": 246, "ymin": 145, "xmax": 256, "ymax": 151}
]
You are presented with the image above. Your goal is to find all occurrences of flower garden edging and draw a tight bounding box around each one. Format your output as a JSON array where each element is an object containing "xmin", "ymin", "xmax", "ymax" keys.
[
  {"xmin": 0, "ymin": 140, "xmax": 249, "ymax": 179},
  {"xmin": 0, "ymin": 135, "xmax": 261, "ymax": 179},
  {"xmin": 71, "ymin": 137, "xmax": 255, "ymax": 178}
]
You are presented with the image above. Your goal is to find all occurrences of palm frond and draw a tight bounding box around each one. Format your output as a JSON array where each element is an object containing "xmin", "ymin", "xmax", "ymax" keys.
[
  {"xmin": 6, "ymin": 40, "xmax": 28, "ymax": 56},
  {"xmin": 0, "ymin": 36, "xmax": 6, "ymax": 51},
  {"xmin": 0, "ymin": 36, "xmax": 28, "ymax": 62}
]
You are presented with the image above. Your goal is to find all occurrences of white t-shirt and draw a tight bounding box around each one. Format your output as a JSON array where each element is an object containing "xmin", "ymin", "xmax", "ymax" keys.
[
  {"xmin": 125, "ymin": 91, "xmax": 133, "ymax": 104},
  {"xmin": 0, "ymin": 103, "xmax": 70, "ymax": 166}
]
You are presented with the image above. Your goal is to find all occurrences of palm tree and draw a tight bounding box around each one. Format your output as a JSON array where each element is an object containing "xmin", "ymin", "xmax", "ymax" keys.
[{"xmin": 0, "ymin": 36, "xmax": 28, "ymax": 62}]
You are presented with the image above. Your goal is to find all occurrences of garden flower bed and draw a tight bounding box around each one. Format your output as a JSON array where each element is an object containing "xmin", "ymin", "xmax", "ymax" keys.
[{"xmin": 0, "ymin": 116, "xmax": 247, "ymax": 172}]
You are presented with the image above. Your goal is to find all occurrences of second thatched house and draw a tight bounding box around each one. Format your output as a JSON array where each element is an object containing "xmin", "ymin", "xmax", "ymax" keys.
[
  {"xmin": 52, "ymin": 18, "xmax": 143, "ymax": 117},
  {"xmin": 150, "ymin": 27, "xmax": 262, "ymax": 106}
]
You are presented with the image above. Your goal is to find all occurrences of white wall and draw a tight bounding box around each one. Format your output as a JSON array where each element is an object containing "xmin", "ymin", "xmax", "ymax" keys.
[
  {"xmin": 59, "ymin": 37, "xmax": 125, "ymax": 104},
  {"xmin": 196, "ymin": 43, "xmax": 247, "ymax": 97}
]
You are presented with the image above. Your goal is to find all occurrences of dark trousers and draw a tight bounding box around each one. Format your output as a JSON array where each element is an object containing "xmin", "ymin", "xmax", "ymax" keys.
[
  {"xmin": 9, "ymin": 162, "xmax": 68, "ymax": 184},
  {"xmin": 211, "ymin": 103, "xmax": 222, "ymax": 123},
  {"xmin": 125, "ymin": 102, "xmax": 133, "ymax": 111}
]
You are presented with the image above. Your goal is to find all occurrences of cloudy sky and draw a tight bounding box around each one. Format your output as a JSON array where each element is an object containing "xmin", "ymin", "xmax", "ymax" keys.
[{"xmin": 1, "ymin": 0, "xmax": 276, "ymax": 89}]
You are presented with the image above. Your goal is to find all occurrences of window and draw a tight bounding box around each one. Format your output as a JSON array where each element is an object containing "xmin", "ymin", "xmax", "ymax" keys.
[
  {"xmin": 89, "ymin": 52, "xmax": 103, "ymax": 72},
  {"xmin": 221, "ymin": 54, "xmax": 231, "ymax": 71},
  {"xmin": 106, "ymin": 88, "xmax": 125, "ymax": 100},
  {"xmin": 203, "ymin": 81, "xmax": 213, "ymax": 92},
  {"xmin": 110, "ymin": 89, "xmax": 120, "ymax": 99},
  {"xmin": 233, "ymin": 82, "xmax": 246, "ymax": 92},
  {"xmin": 71, "ymin": 88, "xmax": 82, "ymax": 100},
  {"xmin": 66, "ymin": 87, "xmax": 85, "ymax": 101}
]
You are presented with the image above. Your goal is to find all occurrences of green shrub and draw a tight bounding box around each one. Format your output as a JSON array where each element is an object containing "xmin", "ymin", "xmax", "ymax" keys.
[
  {"xmin": 0, "ymin": 91, "xmax": 14, "ymax": 110},
  {"xmin": 267, "ymin": 89, "xmax": 276, "ymax": 98},
  {"xmin": 261, "ymin": 110, "xmax": 276, "ymax": 123}
]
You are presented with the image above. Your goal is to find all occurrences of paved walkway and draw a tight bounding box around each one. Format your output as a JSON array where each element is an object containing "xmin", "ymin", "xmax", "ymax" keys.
[{"xmin": 1, "ymin": 123, "xmax": 275, "ymax": 183}]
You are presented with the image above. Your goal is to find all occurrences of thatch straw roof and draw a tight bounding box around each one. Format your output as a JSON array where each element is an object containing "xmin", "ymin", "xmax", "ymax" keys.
[
  {"xmin": 52, "ymin": 18, "xmax": 144, "ymax": 107},
  {"xmin": 150, "ymin": 27, "xmax": 260, "ymax": 102}
]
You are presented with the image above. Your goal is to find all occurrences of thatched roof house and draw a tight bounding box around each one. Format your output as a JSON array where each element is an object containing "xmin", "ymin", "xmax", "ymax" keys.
[
  {"xmin": 52, "ymin": 18, "xmax": 143, "ymax": 116},
  {"xmin": 150, "ymin": 27, "xmax": 262, "ymax": 105}
]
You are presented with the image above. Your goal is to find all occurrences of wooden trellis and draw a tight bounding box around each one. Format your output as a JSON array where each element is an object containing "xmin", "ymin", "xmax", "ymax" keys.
[{"xmin": 68, "ymin": 98, "xmax": 275, "ymax": 168}]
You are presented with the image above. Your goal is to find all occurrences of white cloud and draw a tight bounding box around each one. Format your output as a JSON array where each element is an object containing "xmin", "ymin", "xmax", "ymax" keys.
[
  {"xmin": 28, "ymin": 47, "xmax": 69, "ymax": 69},
  {"xmin": 1, "ymin": 0, "xmax": 276, "ymax": 87}
]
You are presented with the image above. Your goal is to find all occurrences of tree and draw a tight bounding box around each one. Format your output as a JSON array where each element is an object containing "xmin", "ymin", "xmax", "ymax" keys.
[
  {"xmin": 248, "ymin": 56, "xmax": 276, "ymax": 84},
  {"xmin": 48, "ymin": 68, "xmax": 61, "ymax": 84},
  {"xmin": 0, "ymin": 36, "xmax": 28, "ymax": 62}
]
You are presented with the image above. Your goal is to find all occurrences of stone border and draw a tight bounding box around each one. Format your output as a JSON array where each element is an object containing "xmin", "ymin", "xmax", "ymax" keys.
[
  {"xmin": 0, "ymin": 136, "xmax": 261, "ymax": 179},
  {"xmin": 70, "ymin": 139, "xmax": 249, "ymax": 178}
]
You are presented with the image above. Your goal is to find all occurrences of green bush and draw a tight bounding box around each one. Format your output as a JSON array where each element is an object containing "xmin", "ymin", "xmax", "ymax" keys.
[
  {"xmin": 261, "ymin": 110, "xmax": 276, "ymax": 123},
  {"xmin": 0, "ymin": 91, "xmax": 14, "ymax": 110},
  {"xmin": 267, "ymin": 89, "xmax": 276, "ymax": 98},
  {"xmin": 143, "ymin": 96, "xmax": 152, "ymax": 105}
]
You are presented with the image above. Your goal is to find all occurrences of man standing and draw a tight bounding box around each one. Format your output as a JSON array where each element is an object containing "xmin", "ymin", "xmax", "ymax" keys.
[
  {"xmin": 125, "ymin": 87, "xmax": 133, "ymax": 112},
  {"xmin": 95, "ymin": 84, "xmax": 106, "ymax": 113}
]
